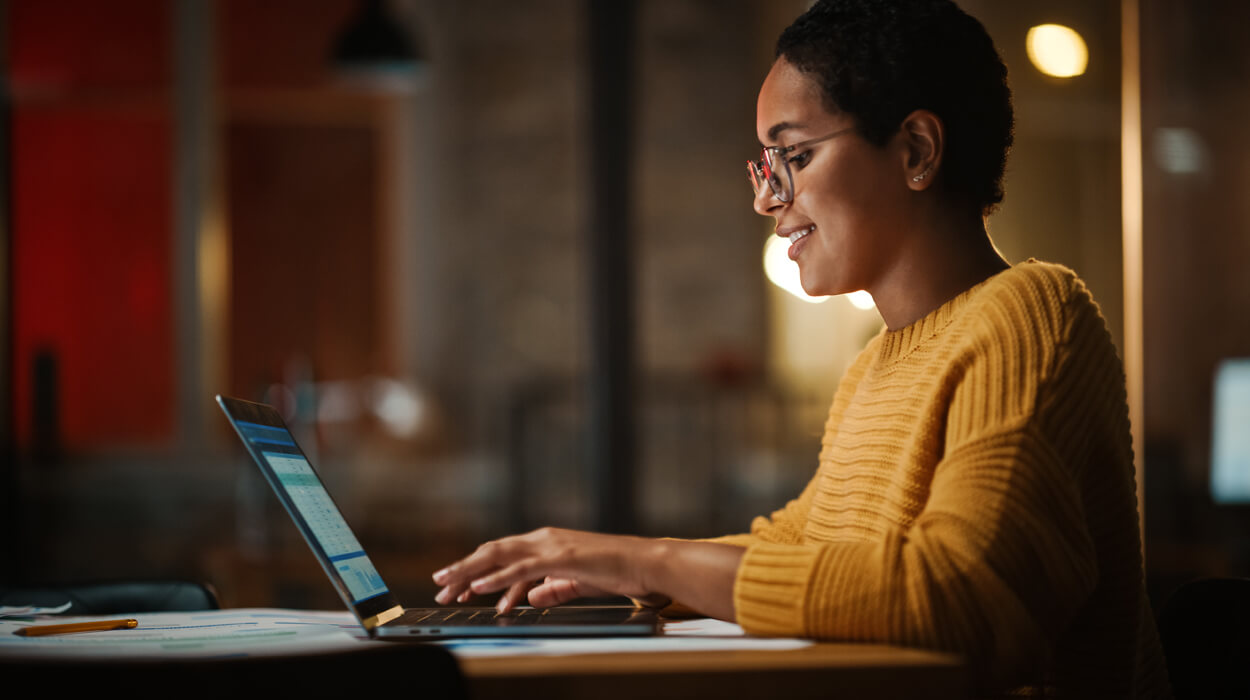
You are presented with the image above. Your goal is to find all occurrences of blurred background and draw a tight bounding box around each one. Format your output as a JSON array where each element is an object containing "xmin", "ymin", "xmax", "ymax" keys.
[{"xmin": 1, "ymin": 0, "xmax": 1247, "ymax": 614}]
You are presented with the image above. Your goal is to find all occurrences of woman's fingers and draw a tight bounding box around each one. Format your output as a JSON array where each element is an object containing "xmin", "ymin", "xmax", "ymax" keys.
[
  {"xmin": 470, "ymin": 556, "xmax": 546, "ymax": 596},
  {"xmin": 434, "ymin": 539, "xmax": 510, "ymax": 587},
  {"xmin": 528, "ymin": 577, "xmax": 595, "ymax": 608},
  {"xmin": 432, "ymin": 527, "xmax": 655, "ymax": 607},
  {"xmin": 496, "ymin": 580, "xmax": 533, "ymax": 614},
  {"xmin": 434, "ymin": 579, "xmax": 476, "ymax": 605},
  {"xmin": 433, "ymin": 543, "xmax": 513, "ymax": 604},
  {"xmin": 435, "ymin": 529, "xmax": 560, "ymax": 589}
]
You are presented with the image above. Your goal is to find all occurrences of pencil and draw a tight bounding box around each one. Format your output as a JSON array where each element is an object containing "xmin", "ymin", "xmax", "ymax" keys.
[{"xmin": 15, "ymin": 618, "xmax": 138, "ymax": 637}]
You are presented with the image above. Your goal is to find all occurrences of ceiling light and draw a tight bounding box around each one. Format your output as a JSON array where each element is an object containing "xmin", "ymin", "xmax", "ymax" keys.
[{"xmin": 1026, "ymin": 24, "xmax": 1088, "ymax": 78}]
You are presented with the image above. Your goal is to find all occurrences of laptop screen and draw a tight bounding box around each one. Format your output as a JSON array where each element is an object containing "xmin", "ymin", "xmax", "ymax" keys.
[
  {"xmin": 218, "ymin": 397, "xmax": 397, "ymax": 617},
  {"xmin": 234, "ymin": 420, "xmax": 389, "ymax": 603}
]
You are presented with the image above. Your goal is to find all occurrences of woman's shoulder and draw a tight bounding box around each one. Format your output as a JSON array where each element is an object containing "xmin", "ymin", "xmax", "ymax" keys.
[
  {"xmin": 948, "ymin": 260, "xmax": 1110, "ymax": 371},
  {"xmin": 969, "ymin": 259, "xmax": 1100, "ymax": 331},
  {"xmin": 981, "ymin": 259, "xmax": 1084, "ymax": 305}
]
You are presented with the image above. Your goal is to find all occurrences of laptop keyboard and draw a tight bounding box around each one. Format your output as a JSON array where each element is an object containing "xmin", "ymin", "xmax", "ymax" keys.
[{"xmin": 394, "ymin": 607, "xmax": 549, "ymax": 627}]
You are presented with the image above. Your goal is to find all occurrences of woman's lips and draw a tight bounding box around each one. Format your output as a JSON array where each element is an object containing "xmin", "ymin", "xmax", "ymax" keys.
[{"xmin": 786, "ymin": 224, "xmax": 815, "ymax": 261}]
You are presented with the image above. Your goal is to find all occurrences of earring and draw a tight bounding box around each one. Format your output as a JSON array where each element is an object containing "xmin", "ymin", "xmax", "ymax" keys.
[{"xmin": 912, "ymin": 167, "xmax": 932, "ymax": 183}]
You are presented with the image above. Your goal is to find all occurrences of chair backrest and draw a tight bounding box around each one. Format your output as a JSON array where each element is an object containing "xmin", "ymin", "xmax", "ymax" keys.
[
  {"xmin": 0, "ymin": 580, "xmax": 221, "ymax": 614},
  {"xmin": 1158, "ymin": 577, "xmax": 1250, "ymax": 699}
]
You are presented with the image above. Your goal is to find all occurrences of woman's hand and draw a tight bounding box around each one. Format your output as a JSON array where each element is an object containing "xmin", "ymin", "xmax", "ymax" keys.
[
  {"xmin": 431, "ymin": 527, "xmax": 745, "ymax": 619},
  {"xmin": 431, "ymin": 527, "xmax": 662, "ymax": 613}
]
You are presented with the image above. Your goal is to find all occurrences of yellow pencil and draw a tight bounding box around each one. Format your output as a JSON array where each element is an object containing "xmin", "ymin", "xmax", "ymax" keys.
[{"xmin": 15, "ymin": 618, "xmax": 138, "ymax": 637}]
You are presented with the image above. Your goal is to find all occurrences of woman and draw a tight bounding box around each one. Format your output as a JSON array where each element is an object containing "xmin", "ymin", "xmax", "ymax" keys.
[{"xmin": 433, "ymin": 0, "xmax": 1170, "ymax": 696}]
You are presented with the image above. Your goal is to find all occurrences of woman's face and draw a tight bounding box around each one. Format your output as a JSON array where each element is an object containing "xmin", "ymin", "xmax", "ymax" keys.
[{"xmin": 754, "ymin": 59, "xmax": 912, "ymax": 298}]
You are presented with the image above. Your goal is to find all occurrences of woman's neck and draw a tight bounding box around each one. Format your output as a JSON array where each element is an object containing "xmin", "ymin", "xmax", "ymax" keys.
[{"xmin": 870, "ymin": 213, "xmax": 1009, "ymax": 332}]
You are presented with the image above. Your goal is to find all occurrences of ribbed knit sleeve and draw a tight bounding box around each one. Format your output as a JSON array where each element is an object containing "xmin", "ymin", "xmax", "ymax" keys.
[
  {"xmin": 730, "ymin": 262, "xmax": 1167, "ymax": 698},
  {"xmin": 734, "ymin": 343, "xmax": 880, "ymax": 548}
]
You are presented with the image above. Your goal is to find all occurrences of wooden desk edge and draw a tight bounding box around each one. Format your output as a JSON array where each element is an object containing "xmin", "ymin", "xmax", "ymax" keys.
[
  {"xmin": 458, "ymin": 642, "xmax": 963, "ymax": 677},
  {"xmin": 459, "ymin": 643, "xmax": 969, "ymax": 700}
]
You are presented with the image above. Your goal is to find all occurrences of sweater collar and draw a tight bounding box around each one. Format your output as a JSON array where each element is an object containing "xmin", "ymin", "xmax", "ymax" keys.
[{"xmin": 873, "ymin": 264, "xmax": 1017, "ymax": 364}]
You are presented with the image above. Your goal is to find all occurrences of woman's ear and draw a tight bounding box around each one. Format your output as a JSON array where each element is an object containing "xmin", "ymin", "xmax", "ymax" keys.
[{"xmin": 900, "ymin": 110, "xmax": 944, "ymax": 191}]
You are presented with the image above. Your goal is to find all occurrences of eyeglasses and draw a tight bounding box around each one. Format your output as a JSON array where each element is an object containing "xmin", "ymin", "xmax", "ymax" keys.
[{"xmin": 747, "ymin": 127, "xmax": 857, "ymax": 203}]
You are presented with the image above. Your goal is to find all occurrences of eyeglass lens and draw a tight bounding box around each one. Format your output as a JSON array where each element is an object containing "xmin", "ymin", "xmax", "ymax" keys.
[{"xmin": 748, "ymin": 150, "xmax": 791, "ymax": 202}]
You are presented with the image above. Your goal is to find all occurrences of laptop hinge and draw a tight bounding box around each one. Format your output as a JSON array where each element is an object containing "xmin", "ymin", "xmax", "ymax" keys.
[{"xmin": 362, "ymin": 605, "xmax": 405, "ymax": 630}]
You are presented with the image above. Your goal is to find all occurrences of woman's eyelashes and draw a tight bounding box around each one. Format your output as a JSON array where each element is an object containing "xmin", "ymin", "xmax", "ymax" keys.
[{"xmin": 787, "ymin": 149, "xmax": 813, "ymax": 168}]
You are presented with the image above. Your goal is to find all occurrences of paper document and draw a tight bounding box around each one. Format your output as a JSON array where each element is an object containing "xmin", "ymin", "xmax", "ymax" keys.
[
  {"xmin": 662, "ymin": 618, "xmax": 753, "ymax": 636},
  {"xmin": 0, "ymin": 609, "xmax": 367, "ymax": 659},
  {"xmin": 1, "ymin": 603, "xmax": 73, "ymax": 618}
]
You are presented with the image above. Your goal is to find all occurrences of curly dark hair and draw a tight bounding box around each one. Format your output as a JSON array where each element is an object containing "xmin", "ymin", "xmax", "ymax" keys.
[{"xmin": 776, "ymin": 0, "xmax": 1014, "ymax": 216}]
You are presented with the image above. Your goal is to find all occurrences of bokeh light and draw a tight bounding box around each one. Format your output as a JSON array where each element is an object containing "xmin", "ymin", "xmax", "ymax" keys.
[{"xmin": 1026, "ymin": 24, "xmax": 1088, "ymax": 78}]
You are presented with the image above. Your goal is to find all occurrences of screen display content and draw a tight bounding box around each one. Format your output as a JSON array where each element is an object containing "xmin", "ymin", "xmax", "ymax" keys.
[{"xmin": 235, "ymin": 420, "xmax": 389, "ymax": 603}]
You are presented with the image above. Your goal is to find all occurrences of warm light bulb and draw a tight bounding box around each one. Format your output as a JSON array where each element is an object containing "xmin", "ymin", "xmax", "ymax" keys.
[
  {"xmin": 763, "ymin": 236, "xmax": 829, "ymax": 304},
  {"xmin": 1026, "ymin": 24, "xmax": 1088, "ymax": 78}
]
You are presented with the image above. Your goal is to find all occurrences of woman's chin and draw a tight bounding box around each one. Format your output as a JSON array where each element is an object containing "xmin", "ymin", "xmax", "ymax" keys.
[{"xmin": 798, "ymin": 279, "xmax": 837, "ymax": 298}]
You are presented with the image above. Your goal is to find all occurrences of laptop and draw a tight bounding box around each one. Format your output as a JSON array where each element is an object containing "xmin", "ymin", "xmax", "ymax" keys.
[{"xmin": 216, "ymin": 394, "xmax": 658, "ymax": 640}]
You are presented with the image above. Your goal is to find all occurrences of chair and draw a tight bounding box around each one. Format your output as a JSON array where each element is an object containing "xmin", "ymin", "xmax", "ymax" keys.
[
  {"xmin": 0, "ymin": 579, "xmax": 220, "ymax": 614},
  {"xmin": 1157, "ymin": 577, "xmax": 1250, "ymax": 699}
]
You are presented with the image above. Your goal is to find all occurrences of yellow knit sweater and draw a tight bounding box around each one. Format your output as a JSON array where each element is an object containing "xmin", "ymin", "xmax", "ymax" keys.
[{"xmin": 718, "ymin": 261, "xmax": 1170, "ymax": 698}]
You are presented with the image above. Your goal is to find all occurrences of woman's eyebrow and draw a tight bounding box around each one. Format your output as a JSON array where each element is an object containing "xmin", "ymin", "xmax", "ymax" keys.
[{"xmin": 764, "ymin": 120, "xmax": 803, "ymax": 145}]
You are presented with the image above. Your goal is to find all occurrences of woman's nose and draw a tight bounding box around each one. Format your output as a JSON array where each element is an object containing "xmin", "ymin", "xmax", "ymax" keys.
[{"xmin": 753, "ymin": 183, "xmax": 784, "ymax": 217}]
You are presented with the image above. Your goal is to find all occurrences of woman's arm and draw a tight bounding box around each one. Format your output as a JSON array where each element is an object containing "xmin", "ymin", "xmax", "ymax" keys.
[
  {"xmin": 431, "ymin": 326, "xmax": 877, "ymax": 618},
  {"xmin": 432, "ymin": 528, "xmax": 746, "ymax": 619}
]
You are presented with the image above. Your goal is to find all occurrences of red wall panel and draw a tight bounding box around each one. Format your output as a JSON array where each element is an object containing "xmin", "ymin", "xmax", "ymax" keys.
[
  {"xmin": 9, "ymin": 0, "xmax": 173, "ymax": 449},
  {"xmin": 8, "ymin": 0, "xmax": 170, "ymax": 89}
]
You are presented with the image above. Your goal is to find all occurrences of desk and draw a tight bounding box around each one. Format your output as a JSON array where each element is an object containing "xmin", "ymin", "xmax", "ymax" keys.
[
  {"xmin": 461, "ymin": 643, "xmax": 967, "ymax": 700},
  {"xmin": 0, "ymin": 609, "xmax": 966, "ymax": 699}
]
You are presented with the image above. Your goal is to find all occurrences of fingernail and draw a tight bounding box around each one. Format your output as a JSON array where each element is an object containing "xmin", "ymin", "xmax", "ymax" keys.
[{"xmin": 433, "ymin": 568, "xmax": 449, "ymax": 583}]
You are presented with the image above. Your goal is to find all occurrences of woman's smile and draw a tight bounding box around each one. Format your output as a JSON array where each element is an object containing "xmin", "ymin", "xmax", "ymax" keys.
[{"xmin": 777, "ymin": 223, "xmax": 817, "ymax": 260}]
